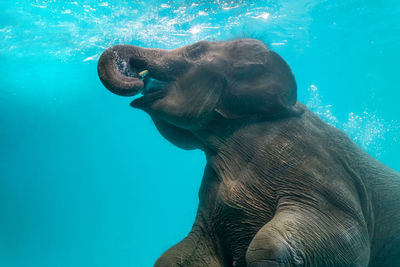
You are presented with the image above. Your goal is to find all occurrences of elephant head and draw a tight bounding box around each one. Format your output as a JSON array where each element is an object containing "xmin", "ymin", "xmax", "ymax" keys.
[{"xmin": 98, "ymin": 39, "xmax": 299, "ymax": 150}]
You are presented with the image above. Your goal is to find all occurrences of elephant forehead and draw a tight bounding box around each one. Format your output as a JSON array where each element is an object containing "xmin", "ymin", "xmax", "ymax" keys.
[
  {"xmin": 188, "ymin": 39, "xmax": 269, "ymax": 65},
  {"xmin": 227, "ymin": 38, "xmax": 268, "ymax": 51},
  {"xmin": 226, "ymin": 39, "xmax": 268, "ymax": 61}
]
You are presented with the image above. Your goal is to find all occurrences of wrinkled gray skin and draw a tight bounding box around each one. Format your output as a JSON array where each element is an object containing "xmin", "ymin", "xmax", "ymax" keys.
[{"xmin": 98, "ymin": 39, "xmax": 400, "ymax": 266}]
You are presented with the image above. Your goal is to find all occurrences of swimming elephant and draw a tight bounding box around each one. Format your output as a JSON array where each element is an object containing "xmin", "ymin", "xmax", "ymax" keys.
[{"xmin": 98, "ymin": 39, "xmax": 400, "ymax": 266}]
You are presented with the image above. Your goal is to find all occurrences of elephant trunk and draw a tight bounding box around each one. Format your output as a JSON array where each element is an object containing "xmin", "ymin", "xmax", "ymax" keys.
[{"xmin": 97, "ymin": 44, "xmax": 187, "ymax": 97}]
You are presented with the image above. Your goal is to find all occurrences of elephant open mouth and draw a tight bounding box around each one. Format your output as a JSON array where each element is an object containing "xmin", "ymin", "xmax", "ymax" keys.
[{"xmin": 128, "ymin": 76, "xmax": 171, "ymax": 108}]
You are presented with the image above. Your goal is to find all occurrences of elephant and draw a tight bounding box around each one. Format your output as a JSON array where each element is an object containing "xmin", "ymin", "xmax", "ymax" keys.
[{"xmin": 97, "ymin": 39, "xmax": 400, "ymax": 266}]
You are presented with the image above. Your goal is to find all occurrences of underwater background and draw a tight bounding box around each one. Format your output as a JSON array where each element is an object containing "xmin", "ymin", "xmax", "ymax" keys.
[{"xmin": 1, "ymin": 0, "xmax": 399, "ymax": 266}]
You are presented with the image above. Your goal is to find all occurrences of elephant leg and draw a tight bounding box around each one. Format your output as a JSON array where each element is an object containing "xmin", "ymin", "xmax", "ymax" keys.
[
  {"xmin": 155, "ymin": 224, "xmax": 222, "ymax": 267},
  {"xmin": 246, "ymin": 203, "xmax": 371, "ymax": 267}
]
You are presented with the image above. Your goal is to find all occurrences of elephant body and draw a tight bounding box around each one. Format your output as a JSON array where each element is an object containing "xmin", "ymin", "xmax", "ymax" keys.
[
  {"xmin": 156, "ymin": 106, "xmax": 400, "ymax": 266},
  {"xmin": 98, "ymin": 39, "xmax": 400, "ymax": 266}
]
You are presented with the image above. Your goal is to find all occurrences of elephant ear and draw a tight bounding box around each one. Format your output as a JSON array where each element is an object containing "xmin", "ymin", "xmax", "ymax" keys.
[{"xmin": 215, "ymin": 50, "xmax": 297, "ymax": 119}]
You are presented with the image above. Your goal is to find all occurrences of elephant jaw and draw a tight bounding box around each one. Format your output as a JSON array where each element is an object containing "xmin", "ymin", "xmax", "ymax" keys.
[{"xmin": 129, "ymin": 79, "xmax": 170, "ymax": 109}]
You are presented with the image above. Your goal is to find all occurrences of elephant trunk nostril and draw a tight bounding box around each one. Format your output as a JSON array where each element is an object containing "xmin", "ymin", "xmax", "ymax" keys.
[{"xmin": 117, "ymin": 60, "xmax": 148, "ymax": 80}]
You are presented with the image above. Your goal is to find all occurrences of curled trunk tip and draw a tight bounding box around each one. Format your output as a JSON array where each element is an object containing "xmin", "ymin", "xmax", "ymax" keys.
[{"xmin": 97, "ymin": 45, "xmax": 144, "ymax": 97}]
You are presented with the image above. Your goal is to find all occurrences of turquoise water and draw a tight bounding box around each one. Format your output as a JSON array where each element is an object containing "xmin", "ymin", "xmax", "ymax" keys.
[{"xmin": 1, "ymin": 1, "xmax": 399, "ymax": 266}]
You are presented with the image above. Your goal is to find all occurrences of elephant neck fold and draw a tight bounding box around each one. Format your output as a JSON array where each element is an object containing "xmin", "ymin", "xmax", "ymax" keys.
[{"xmin": 198, "ymin": 115, "xmax": 302, "ymax": 182}]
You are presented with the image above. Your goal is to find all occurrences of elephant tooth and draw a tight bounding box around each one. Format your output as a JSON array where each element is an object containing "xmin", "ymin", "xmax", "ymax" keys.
[{"xmin": 139, "ymin": 70, "xmax": 149, "ymax": 79}]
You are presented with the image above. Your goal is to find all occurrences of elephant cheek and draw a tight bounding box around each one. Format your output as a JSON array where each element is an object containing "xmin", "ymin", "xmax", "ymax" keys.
[{"xmin": 149, "ymin": 91, "xmax": 187, "ymax": 121}]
